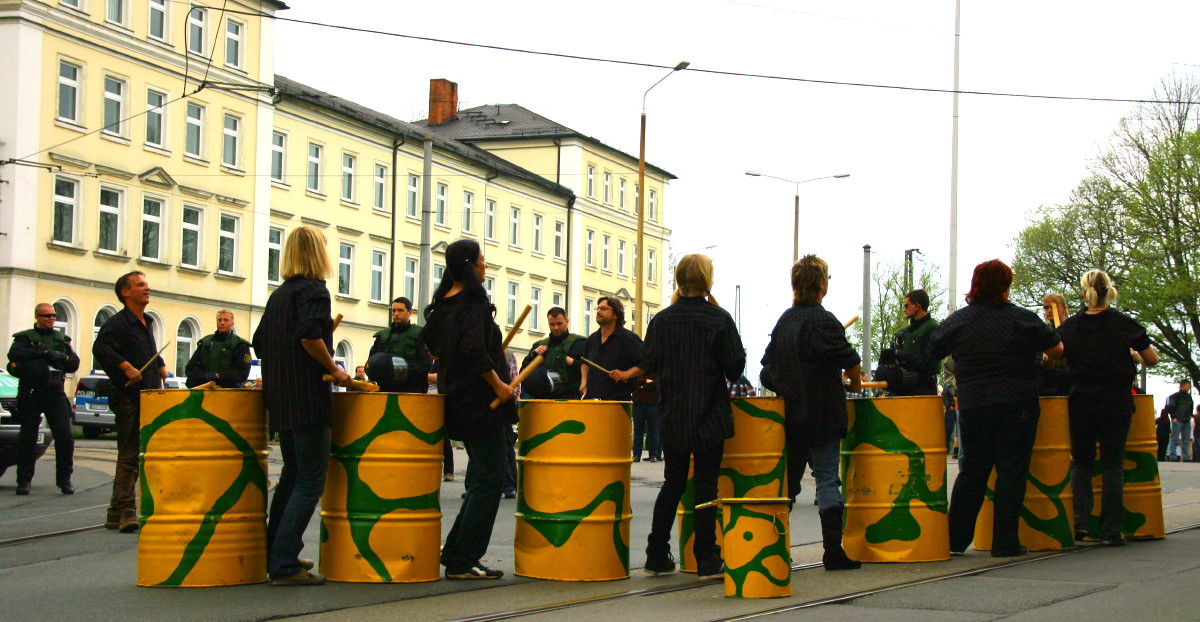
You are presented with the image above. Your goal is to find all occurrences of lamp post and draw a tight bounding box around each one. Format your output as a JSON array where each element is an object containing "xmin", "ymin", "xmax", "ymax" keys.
[
  {"xmin": 635, "ymin": 60, "xmax": 689, "ymax": 337},
  {"xmin": 744, "ymin": 171, "xmax": 850, "ymax": 263}
]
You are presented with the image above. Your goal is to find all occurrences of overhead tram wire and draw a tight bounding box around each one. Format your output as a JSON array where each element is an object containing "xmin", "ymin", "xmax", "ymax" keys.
[{"xmin": 172, "ymin": 1, "xmax": 1200, "ymax": 106}]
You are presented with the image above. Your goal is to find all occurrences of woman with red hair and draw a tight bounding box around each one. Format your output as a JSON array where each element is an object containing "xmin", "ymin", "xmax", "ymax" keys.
[{"xmin": 928, "ymin": 259, "xmax": 1064, "ymax": 557}]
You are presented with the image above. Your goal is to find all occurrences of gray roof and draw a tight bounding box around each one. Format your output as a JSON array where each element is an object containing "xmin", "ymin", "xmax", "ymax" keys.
[
  {"xmin": 273, "ymin": 77, "xmax": 573, "ymax": 200},
  {"xmin": 415, "ymin": 104, "xmax": 677, "ymax": 181}
]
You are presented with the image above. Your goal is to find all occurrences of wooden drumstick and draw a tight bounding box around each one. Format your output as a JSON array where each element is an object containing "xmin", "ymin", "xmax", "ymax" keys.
[
  {"xmin": 859, "ymin": 381, "xmax": 888, "ymax": 389},
  {"xmin": 322, "ymin": 375, "xmax": 380, "ymax": 392},
  {"xmin": 332, "ymin": 313, "xmax": 343, "ymax": 331},
  {"xmin": 490, "ymin": 354, "xmax": 542, "ymax": 409},
  {"xmin": 192, "ymin": 381, "xmax": 217, "ymax": 390},
  {"xmin": 1050, "ymin": 305, "xmax": 1061, "ymax": 328},
  {"xmin": 843, "ymin": 315, "xmax": 860, "ymax": 329},
  {"xmin": 125, "ymin": 341, "xmax": 172, "ymax": 387},
  {"xmin": 500, "ymin": 304, "xmax": 532, "ymax": 352},
  {"xmin": 579, "ymin": 356, "xmax": 611, "ymax": 376}
]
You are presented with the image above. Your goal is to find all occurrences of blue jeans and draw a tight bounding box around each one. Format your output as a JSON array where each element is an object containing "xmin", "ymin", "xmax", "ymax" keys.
[
  {"xmin": 443, "ymin": 431, "xmax": 506, "ymax": 572},
  {"xmin": 1070, "ymin": 411, "xmax": 1132, "ymax": 539},
  {"xmin": 632, "ymin": 403, "xmax": 661, "ymax": 460},
  {"xmin": 1169, "ymin": 420, "xmax": 1192, "ymax": 461},
  {"xmin": 267, "ymin": 426, "xmax": 331, "ymax": 577},
  {"xmin": 786, "ymin": 438, "xmax": 844, "ymax": 512}
]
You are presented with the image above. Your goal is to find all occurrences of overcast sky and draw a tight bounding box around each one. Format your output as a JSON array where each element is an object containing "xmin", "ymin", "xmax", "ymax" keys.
[{"xmin": 274, "ymin": 0, "xmax": 1199, "ymax": 400}]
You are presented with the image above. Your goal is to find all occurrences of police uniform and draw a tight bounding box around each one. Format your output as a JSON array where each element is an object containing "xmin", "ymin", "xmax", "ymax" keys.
[
  {"xmin": 7, "ymin": 326, "xmax": 80, "ymax": 492},
  {"xmin": 522, "ymin": 332, "xmax": 584, "ymax": 399},
  {"xmin": 369, "ymin": 322, "xmax": 432, "ymax": 393},
  {"xmin": 185, "ymin": 331, "xmax": 253, "ymax": 388}
]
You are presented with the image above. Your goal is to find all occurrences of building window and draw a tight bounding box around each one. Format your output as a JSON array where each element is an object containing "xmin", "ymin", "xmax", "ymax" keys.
[
  {"xmin": 619, "ymin": 179, "xmax": 627, "ymax": 210},
  {"xmin": 224, "ymin": 19, "xmax": 243, "ymax": 69},
  {"xmin": 267, "ymin": 227, "xmax": 283, "ymax": 284},
  {"xmin": 181, "ymin": 206, "xmax": 201, "ymax": 267},
  {"xmin": 406, "ymin": 174, "xmax": 418, "ymax": 218},
  {"xmin": 185, "ymin": 103, "xmax": 203, "ymax": 157},
  {"xmin": 585, "ymin": 229, "xmax": 594, "ymax": 266},
  {"xmin": 584, "ymin": 299, "xmax": 594, "ymax": 329},
  {"xmin": 602, "ymin": 235, "xmax": 611, "ymax": 271},
  {"xmin": 187, "ymin": 7, "xmax": 206, "ymax": 55},
  {"xmin": 338, "ymin": 243, "xmax": 353, "ymax": 296},
  {"xmin": 603, "ymin": 172, "xmax": 612, "ymax": 204},
  {"xmin": 485, "ymin": 199, "xmax": 496, "ymax": 240},
  {"xmin": 145, "ymin": 90, "xmax": 165, "ymax": 147},
  {"xmin": 618, "ymin": 240, "xmax": 626, "ymax": 276},
  {"xmin": 370, "ymin": 250, "xmax": 386, "ymax": 303},
  {"xmin": 403, "ymin": 257, "xmax": 417, "ymax": 300},
  {"xmin": 218, "ymin": 214, "xmax": 237, "ymax": 274},
  {"xmin": 554, "ymin": 220, "xmax": 565, "ymax": 259},
  {"xmin": 141, "ymin": 196, "xmax": 163, "ymax": 260},
  {"xmin": 484, "ymin": 276, "xmax": 495, "ymax": 303},
  {"xmin": 435, "ymin": 183, "xmax": 447, "ymax": 225},
  {"xmin": 52, "ymin": 302, "xmax": 71, "ymax": 338},
  {"xmin": 270, "ymin": 131, "xmax": 286, "ymax": 182},
  {"xmin": 94, "ymin": 307, "xmax": 115, "ymax": 342},
  {"xmin": 373, "ymin": 164, "xmax": 387, "ymax": 210},
  {"xmin": 222, "ymin": 114, "xmax": 240, "ymax": 168},
  {"xmin": 649, "ymin": 189, "xmax": 658, "ymax": 221},
  {"xmin": 552, "ymin": 290, "xmax": 564, "ymax": 309},
  {"xmin": 98, "ymin": 187, "xmax": 122, "ymax": 253},
  {"xmin": 506, "ymin": 281, "xmax": 519, "ymax": 325},
  {"xmin": 586, "ymin": 165, "xmax": 595, "ymax": 198},
  {"xmin": 148, "ymin": 0, "xmax": 167, "ymax": 41},
  {"xmin": 106, "ymin": 0, "xmax": 125, "ymax": 26},
  {"xmin": 52, "ymin": 176, "xmax": 77, "ymax": 244},
  {"xmin": 530, "ymin": 287, "xmax": 542, "ymax": 331},
  {"xmin": 61, "ymin": 0, "xmax": 80, "ymax": 9},
  {"xmin": 334, "ymin": 341, "xmax": 351, "ymax": 372},
  {"xmin": 102, "ymin": 76, "xmax": 125, "ymax": 135},
  {"xmin": 57, "ymin": 61, "xmax": 80, "ymax": 123},
  {"xmin": 648, "ymin": 249, "xmax": 657, "ymax": 283},
  {"xmin": 307, "ymin": 143, "xmax": 322, "ymax": 192},
  {"xmin": 462, "ymin": 191, "xmax": 474, "ymax": 232},
  {"xmin": 509, "ymin": 207, "xmax": 520, "ymax": 246},
  {"xmin": 176, "ymin": 320, "xmax": 197, "ymax": 378},
  {"xmin": 433, "ymin": 263, "xmax": 445, "ymax": 282},
  {"xmin": 341, "ymin": 153, "xmax": 356, "ymax": 201}
]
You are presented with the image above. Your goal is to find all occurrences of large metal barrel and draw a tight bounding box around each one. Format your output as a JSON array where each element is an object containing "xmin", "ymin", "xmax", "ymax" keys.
[
  {"xmin": 720, "ymin": 498, "xmax": 791, "ymax": 599},
  {"xmin": 973, "ymin": 397, "xmax": 1074, "ymax": 551},
  {"xmin": 842, "ymin": 396, "xmax": 949, "ymax": 562},
  {"xmin": 515, "ymin": 400, "xmax": 632, "ymax": 581},
  {"xmin": 678, "ymin": 397, "xmax": 786, "ymax": 572},
  {"xmin": 138, "ymin": 389, "xmax": 268, "ymax": 587},
  {"xmin": 1084, "ymin": 393, "xmax": 1164, "ymax": 540},
  {"xmin": 320, "ymin": 392, "xmax": 444, "ymax": 583}
]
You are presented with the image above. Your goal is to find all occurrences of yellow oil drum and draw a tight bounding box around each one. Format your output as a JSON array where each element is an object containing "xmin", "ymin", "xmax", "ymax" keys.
[
  {"xmin": 320, "ymin": 392, "xmax": 444, "ymax": 583},
  {"xmin": 515, "ymin": 400, "xmax": 632, "ymax": 581},
  {"xmin": 842, "ymin": 396, "xmax": 949, "ymax": 562},
  {"xmin": 679, "ymin": 397, "xmax": 787, "ymax": 573},
  {"xmin": 720, "ymin": 498, "xmax": 791, "ymax": 598},
  {"xmin": 1084, "ymin": 394, "xmax": 1164, "ymax": 540},
  {"xmin": 973, "ymin": 397, "xmax": 1074, "ymax": 551},
  {"xmin": 138, "ymin": 389, "xmax": 268, "ymax": 587}
]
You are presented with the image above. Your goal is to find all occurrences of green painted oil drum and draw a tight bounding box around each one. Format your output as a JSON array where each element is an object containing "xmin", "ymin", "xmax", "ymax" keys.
[
  {"xmin": 138, "ymin": 389, "xmax": 268, "ymax": 587},
  {"xmin": 515, "ymin": 400, "xmax": 632, "ymax": 581},
  {"xmin": 973, "ymin": 397, "xmax": 1075, "ymax": 551},
  {"xmin": 321, "ymin": 392, "xmax": 444, "ymax": 583},
  {"xmin": 842, "ymin": 396, "xmax": 949, "ymax": 562},
  {"xmin": 679, "ymin": 397, "xmax": 787, "ymax": 572},
  {"xmin": 1085, "ymin": 394, "xmax": 1164, "ymax": 540},
  {"xmin": 720, "ymin": 498, "xmax": 791, "ymax": 598}
]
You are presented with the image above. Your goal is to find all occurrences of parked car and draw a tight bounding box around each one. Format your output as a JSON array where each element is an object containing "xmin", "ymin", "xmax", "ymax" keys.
[
  {"xmin": 0, "ymin": 369, "xmax": 50, "ymax": 477},
  {"xmin": 164, "ymin": 377, "xmax": 187, "ymax": 390},
  {"xmin": 72, "ymin": 371, "xmax": 115, "ymax": 439}
]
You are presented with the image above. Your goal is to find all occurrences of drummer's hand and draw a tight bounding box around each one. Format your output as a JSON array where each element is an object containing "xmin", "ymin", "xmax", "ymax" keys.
[
  {"xmin": 493, "ymin": 383, "xmax": 516, "ymax": 404},
  {"xmin": 535, "ymin": 345, "xmax": 548, "ymax": 355},
  {"xmin": 330, "ymin": 368, "xmax": 352, "ymax": 387},
  {"xmin": 610, "ymin": 369, "xmax": 633, "ymax": 383},
  {"xmin": 847, "ymin": 377, "xmax": 862, "ymax": 393}
]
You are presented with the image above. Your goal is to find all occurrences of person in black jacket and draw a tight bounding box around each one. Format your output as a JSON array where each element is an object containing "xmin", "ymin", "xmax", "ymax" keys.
[
  {"xmin": 252, "ymin": 226, "xmax": 351, "ymax": 586},
  {"xmin": 421, "ymin": 239, "xmax": 516, "ymax": 580},
  {"xmin": 7, "ymin": 302, "xmax": 81, "ymax": 495},
  {"xmin": 1164, "ymin": 380, "xmax": 1193, "ymax": 462},
  {"xmin": 368, "ymin": 297, "xmax": 433, "ymax": 393},
  {"xmin": 1058, "ymin": 270, "xmax": 1158, "ymax": 545},
  {"xmin": 611, "ymin": 253, "xmax": 745, "ymax": 579},
  {"xmin": 760, "ymin": 254, "xmax": 861, "ymax": 571},
  {"xmin": 184, "ymin": 309, "xmax": 252, "ymax": 388}
]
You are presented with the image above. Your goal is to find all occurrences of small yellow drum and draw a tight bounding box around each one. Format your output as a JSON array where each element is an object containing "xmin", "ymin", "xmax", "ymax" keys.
[
  {"xmin": 720, "ymin": 498, "xmax": 791, "ymax": 599},
  {"xmin": 138, "ymin": 389, "xmax": 268, "ymax": 587},
  {"xmin": 321, "ymin": 392, "xmax": 444, "ymax": 583},
  {"xmin": 842, "ymin": 396, "xmax": 949, "ymax": 562},
  {"xmin": 515, "ymin": 400, "xmax": 632, "ymax": 581}
]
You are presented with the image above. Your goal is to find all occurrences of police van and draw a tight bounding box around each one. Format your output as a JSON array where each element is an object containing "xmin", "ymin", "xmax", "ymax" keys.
[
  {"xmin": 0, "ymin": 369, "xmax": 50, "ymax": 477},
  {"xmin": 72, "ymin": 370, "xmax": 115, "ymax": 439}
]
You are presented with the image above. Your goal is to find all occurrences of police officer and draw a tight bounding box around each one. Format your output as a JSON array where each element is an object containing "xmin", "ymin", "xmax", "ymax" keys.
[
  {"xmin": 6, "ymin": 303, "xmax": 80, "ymax": 495},
  {"xmin": 369, "ymin": 297, "xmax": 432, "ymax": 393},
  {"xmin": 522, "ymin": 307, "xmax": 585, "ymax": 399},
  {"xmin": 881, "ymin": 288, "xmax": 942, "ymax": 396},
  {"xmin": 185, "ymin": 309, "xmax": 252, "ymax": 388}
]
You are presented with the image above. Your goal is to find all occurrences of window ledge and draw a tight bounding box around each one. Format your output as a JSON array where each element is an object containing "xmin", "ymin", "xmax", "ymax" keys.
[
  {"xmin": 183, "ymin": 154, "xmax": 210, "ymax": 167},
  {"xmin": 54, "ymin": 119, "xmax": 87, "ymax": 134},
  {"xmin": 305, "ymin": 189, "xmax": 327, "ymax": 200},
  {"xmin": 509, "ymin": 245, "xmax": 523, "ymax": 252},
  {"xmin": 215, "ymin": 272, "xmax": 245, "ymax": 283},
  {"xmin": 59, "ymin": 4, "xmax": 89, "ymax": 19},
  {"xmin": 271, "ymin": 179, "xmax": 291, "ymax": 190},
  {"xmin": 528, "ymin": 329, "xmax": 546, "ymax": 337},
  {"xmin": 340, "ymin": 199, "xmax": 360, "ymax": 209},
  {"xmin": 372, "ymin": 207, "xmax": 391, "ymax": 217},
  {"xmin": 147, "ymin": 37, "xmax": 173, "ymax": 52},
  {"xmin": 177, "ymin": 265, "xmax": 210, "ymax": 277},
  {"xmin": 335, "ymin": 294, "xmax": 360, "ymax": 303},
  {"xmin": 368, "ymin": 301, "xmax": 390, "ymax": 310},
  {"xmin": 143, "ymin": 143, "xmax": 171, "ymax": 157},
  {"xmin": 434, "ymin": 224, "xmax": 451, "ymax": 232},
  {"xmin": 554, "ymin": 257, "xmax": 567, "ymax": 265},
  {"xmin": 220, "ymin": 164, "xmax": 246, "ymax": 176},
  {"xmin": 46, "ymin": 241, "xmax": 86, "ymax": 255},
  {"xmin": 137, "ymin": 258, "xmax": 172, "ymax": 270},
  {"xmin": 93, "ymin": 251, "xmax": 131, "ymax": 263},
  {"xmin": 405, "ymin": 215, "xmax": 422, "ymax": 224},
  {"xmin": 531, "ymin": 251, "xmax": 545, "ymax": 259},
  {"xmin": 484, "ymin": 239, "xmax": 500, "ymax": 247},
  {"xmin": 99, "ymin": 132, "xmax": 131, "ymax": 146}
]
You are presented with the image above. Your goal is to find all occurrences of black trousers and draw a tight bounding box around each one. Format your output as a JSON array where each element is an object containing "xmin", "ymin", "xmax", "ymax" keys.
[
  {"xmin": 646, "ymin": 440, "xmax": 723, "ymax": 562},
  {"xmin": 1069, "ymin": 409, "xmax": 1132, "ymax": 539},
  {"xmin": 948, "ymin": 399, "xmax": 1039, "ymax": 553},
  {"xmin": 16, "ymin": 386, "xmax": 74, "ymax": 485}
]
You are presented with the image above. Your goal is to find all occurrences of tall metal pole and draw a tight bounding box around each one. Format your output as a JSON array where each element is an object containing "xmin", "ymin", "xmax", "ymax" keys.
[
  {"xmin": 862, "ymin": 244, "xmax": 872, "ymax": 374},
  {"xmin": 792, "ymin": 189, "xmax": 800, "ymax": 264},
  {"xmin": 948, "ymin": 0, "xmax": 961, "ymax": 312}
]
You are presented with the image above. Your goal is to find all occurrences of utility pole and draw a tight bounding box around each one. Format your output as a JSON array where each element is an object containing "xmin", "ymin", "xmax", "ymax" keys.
[
  {"xmin": 734, "ymin": 284, "xmax": 742, "ymax": 335},
  {"xmin": 904, "ymin": 248, "xmax": 921, "ymax": 293},
  {"xmin": 862, "ymin": 244, "xmax": 872, "ymax": 374}
]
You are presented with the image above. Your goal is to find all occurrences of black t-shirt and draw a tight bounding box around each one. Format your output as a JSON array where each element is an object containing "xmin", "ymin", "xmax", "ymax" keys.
[{"xmin": 1057, "ymin": 307, "xmax": 1151, "ymax": 416}]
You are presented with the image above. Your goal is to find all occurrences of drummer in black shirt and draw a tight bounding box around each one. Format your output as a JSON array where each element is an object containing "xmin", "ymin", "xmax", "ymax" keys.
[{"xmin": 579, "ymin": 297, "xmax": 642, "ymax": 401}]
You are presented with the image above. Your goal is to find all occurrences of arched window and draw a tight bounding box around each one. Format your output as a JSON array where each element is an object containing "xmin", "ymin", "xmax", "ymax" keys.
[
  {"xmin": 176, "ymin": 318, "xmax": 200, "ymax": 378},
  {"xmin": 93, "ymin": 305, "xmax": 117, "ymax": 341},
  {"xmin": 52, "ymin": 302, "xmax": 71, "ymax": 338},
  {"xmin": 334, "ymin": 340, "xmax": 352, "ymax": 372}
]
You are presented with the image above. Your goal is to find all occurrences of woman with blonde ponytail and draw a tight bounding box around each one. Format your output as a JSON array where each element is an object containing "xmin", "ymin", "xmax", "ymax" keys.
[
  {"xmin": 1058, "ymin": 269, "xmax": 1158, "ymax": 545},
  {"xmin": 611, "ymin": 253, "xmax": 745, "ymax": 578}
]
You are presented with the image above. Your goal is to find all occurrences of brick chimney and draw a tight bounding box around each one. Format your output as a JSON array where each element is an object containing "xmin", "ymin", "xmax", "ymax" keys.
[{"xmin": 428, "ymin": 79, "xmax": 458, "ymax": 125}]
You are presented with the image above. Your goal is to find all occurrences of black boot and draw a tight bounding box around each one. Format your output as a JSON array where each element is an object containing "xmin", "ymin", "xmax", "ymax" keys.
[{"xmin": 819, "ymin": 506, "xmax": 861, "ymax": 571}]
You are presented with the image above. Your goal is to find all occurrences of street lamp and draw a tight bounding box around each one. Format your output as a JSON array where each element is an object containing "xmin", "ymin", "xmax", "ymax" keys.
[
  {"xmin": 744, "ymin": 171, "xmax": 850, "ymax": 263},
  {"xmin": 635, "ymin": 60, "xmax": 689, "ymax": 337}
]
